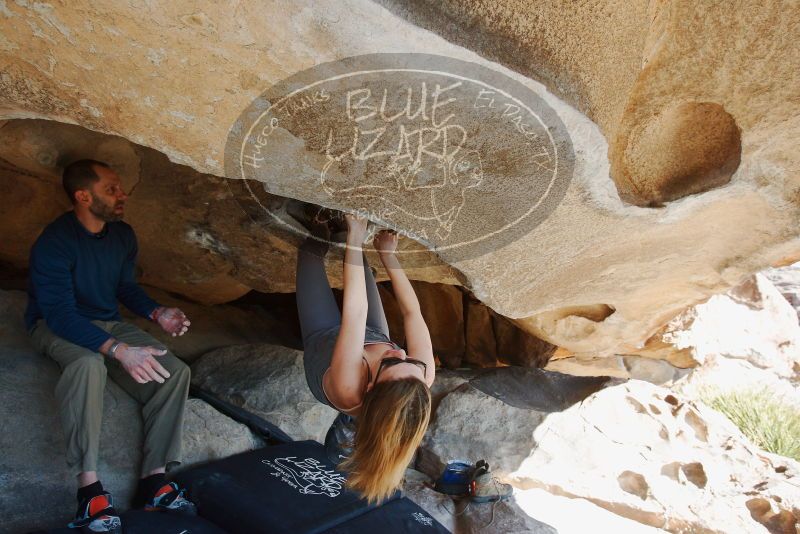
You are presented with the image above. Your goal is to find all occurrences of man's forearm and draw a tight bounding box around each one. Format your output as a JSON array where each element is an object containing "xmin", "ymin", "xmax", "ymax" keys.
[
  {"xmin": 379, "ymin": 251, "xmax": 421, "ymax": 316},
  {"xmin": 42, "ymin": 308, "xmax": 116, "ymax": 354}
]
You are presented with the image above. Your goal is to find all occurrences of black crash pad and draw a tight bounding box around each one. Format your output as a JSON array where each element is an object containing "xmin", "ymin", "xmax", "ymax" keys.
[
  {"xmin": 36, "ymin": 508, "xmax": 228, "ymax": 534},
  {"xmin": 322, "ymin": 497, "xmax": 449, "ymax": 534},
  {"xmin": 173, "ymin": 440, "xmax": 383, "ymax": 534}
]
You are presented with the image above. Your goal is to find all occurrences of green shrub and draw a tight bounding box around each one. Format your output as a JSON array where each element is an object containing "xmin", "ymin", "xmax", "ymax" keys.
[{"xmin": 699, "ymin": 387, "xmax": 800, "ymax": 461}]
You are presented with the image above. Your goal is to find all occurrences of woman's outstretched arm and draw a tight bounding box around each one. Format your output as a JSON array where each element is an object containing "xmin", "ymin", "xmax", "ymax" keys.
[
  {"xmin": 374, "ymin": 231, "xmax": 435, "ymax": 386},
  {"xmin": 327, "ymin": 214, "xmax": 370, "ymax": 408}
]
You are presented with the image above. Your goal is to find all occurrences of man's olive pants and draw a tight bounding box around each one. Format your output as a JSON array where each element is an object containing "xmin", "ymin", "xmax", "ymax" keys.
[{"xmin": 29, "ymin": 319, "xmax": 190, "ymax": 475}]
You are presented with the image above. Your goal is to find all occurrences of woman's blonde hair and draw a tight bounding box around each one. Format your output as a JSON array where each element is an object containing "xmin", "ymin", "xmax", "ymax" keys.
[{"xmin": 341, "ymin": 377, "xmax": 432, "ymax": 503}]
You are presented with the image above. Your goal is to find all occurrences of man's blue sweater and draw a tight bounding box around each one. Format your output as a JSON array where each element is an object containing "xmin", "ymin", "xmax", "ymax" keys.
[{"xmin": 25, "ymin": 211, "xmax": 160, "ymax": 352}]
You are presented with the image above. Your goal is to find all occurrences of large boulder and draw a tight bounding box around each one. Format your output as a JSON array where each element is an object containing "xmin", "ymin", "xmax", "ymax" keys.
[
  {"xmin": 763, "ymin": 262, "xmax": 800, "ymax": 324},
  {"xmin": 179, "ymin": 398, "xmax": 265, "ymax": 471},
  {"xmin": 509, "ymin": 381, "xmax": 800, "ymax": 533},
  {"xmin": 552, "ymin": 271, "xmax": 800, "ymax": 389},
  {"xmin": 0, "ymin": 1, "xmax": 798, "ymax": 361},
  {"xmin": 380, "ymin": 1, "xmax": 798, "ymax": 206},
  {"xmin": 191, "ymin": 343, "xmax": 339, "ymax": 442},
  {"xmin": 639, "ymin": 272, "xmax": 800, "ymax": 408},
  {"xmin": 418, "ymin": 367, "xmax": 611, "ymax": 477},
  {"xmin": 0, "ymin": 289, "xmax": 263, "ymax": 532},
  {"xmin": 655, "ymin": 273, "xmax": 800, "ymax": 375},
  {"xmin": 545, "ymin": 353, "xmax": 689, "ymax": 386},
  {"xmin": 515, "ymin": 488, "xmax": 667, "ymax": 534}
]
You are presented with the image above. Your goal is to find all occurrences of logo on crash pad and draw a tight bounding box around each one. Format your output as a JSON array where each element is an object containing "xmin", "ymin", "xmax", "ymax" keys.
[
  {"xmin": 225, "ymin": 53, "xmax": 574, "ymax": 263},
  {"xmin": 262, "ymin": 456, "xmax": 346, "ymax": 498},
  {"xmin": 412, "ymin": 512, "xmax": 434, "ymax": 526}
]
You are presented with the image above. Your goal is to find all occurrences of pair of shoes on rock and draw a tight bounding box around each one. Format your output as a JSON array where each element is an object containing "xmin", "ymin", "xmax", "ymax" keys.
[
  {"xmin": 285, "ymin": 200, "xmax": 349, "ymax": 242},
  {"xmin": 433, "ymin": 459, "xmax": 513, "ymax": 503},
  {"xmin": 284, "ymin": 199, "xmax": 331, "ymax": 239},
  {"xmin": 69, "ymin": 482, "xmax": 196, "ymax": 533},
  {"xmin": 285, "ymin": 200, "xmax": 382, "ymax": 245}
]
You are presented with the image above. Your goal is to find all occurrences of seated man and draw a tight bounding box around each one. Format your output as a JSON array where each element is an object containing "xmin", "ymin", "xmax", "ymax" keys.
[{"xmin": 26, "ymin": 159, "xmax": 196, "ymax": 533}]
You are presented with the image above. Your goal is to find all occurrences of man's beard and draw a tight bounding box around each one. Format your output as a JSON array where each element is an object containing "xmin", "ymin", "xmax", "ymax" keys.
[{"xmin": 89, "ymin": 193, "xmax": 123, "ymax": 222}]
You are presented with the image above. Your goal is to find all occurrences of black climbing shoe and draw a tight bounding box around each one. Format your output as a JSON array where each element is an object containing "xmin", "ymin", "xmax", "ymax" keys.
[
  {"xmin": 68, "ymin": 492, "xmax": 122, "ymax": 533},
  {"xmin": 285, "ymin": 200, "xmax": 331, "ymax": 239}
]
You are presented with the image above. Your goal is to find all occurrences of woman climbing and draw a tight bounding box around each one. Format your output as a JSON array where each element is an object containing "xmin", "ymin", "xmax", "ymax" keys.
[{"xmin": 294, "ymin": 208, "xmax": 435, "ymax": 504}]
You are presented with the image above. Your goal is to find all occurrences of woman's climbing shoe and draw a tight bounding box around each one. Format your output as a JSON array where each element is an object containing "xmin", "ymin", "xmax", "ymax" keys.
[
  {"xmin": 433, "ymin": 460, "xmax": 476, "ymax": 496},
  {"xmin": 469, "ymin": 460, "xmax": 513, "ymax": 503},
  {"xmin": 68, "ymin": 492, "xmax": 122, "ymax": 533},
  {"xmin": 324, "ymin": 412, "xmax": 356, "ymax": 466},
  {"xmin": 285, "ymin": 200, "xmax": 331, "ymax": 239},
  {"xmin": 143, "ymin": 482, "xmax": 197, "ymax": 515}
]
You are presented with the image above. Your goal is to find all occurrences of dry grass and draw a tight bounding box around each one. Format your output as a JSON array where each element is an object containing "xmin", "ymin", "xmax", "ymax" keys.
[{"xmin": 700, "ymin": 387, "xmax": 800, "ymax": 461}]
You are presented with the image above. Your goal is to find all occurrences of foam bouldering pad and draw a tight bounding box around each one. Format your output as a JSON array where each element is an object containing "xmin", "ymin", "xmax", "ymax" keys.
[
  {"xmin": 36, "ymin": 508, "xmax": 228, "ymax": 533},
  {"xmin": 321, "ymin": 497, "xmax": 449, "ymax": 533},
  {"xmin": 173, "ymin": 440, "xmax": 388, "ymax": 534}
]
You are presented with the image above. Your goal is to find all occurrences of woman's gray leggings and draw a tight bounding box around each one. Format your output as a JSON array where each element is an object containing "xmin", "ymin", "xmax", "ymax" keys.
[{"xmin": 296, "ymin": 238, "xmax": 390, "ymax": 345}]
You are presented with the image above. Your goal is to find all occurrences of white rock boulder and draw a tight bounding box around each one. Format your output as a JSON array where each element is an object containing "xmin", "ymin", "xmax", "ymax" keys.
[{"xmin": 509, "ymin": 381, "xmax": 800, "ymax": 533}]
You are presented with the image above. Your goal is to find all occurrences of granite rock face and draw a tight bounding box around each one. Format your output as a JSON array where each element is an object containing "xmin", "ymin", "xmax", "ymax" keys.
[
  {"xmin": 0, "ymin": 1, "xmax": 798, "ymax": 369},
  {"xmin": 403, "ymin": 469, "xmax": 558, "ymax": 534},
  {"xmin": 417, "ymin": 367, "xmax": 611, "ymax": 477},
  {"xmin": 510, "ymin": 381, "xmax": 800, "ymax": 534},
  {"xmin": 180, "ymin": 398, "xmax": 265, "ymax": 471},
  {"xmin": 550, "ymin": 270, "xmax": 800, "ymax": 387},
  {"xmin": 763, "ymin": 262, "xmax": 800, "ymax": 323},
  {"xmin": 191, "ymin": 343, "xmax": 339, "ymax": 442}
]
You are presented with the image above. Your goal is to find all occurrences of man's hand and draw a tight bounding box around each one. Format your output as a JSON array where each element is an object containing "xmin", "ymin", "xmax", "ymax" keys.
[
  {"xmin": 152, "ymin": 306, "xmax": 190, "ymax": 337},
  {"xmin": 373, "ymin": 229, "xmax": 398, "ymax": 255},
  {"xmin": 113, "ymin": 344, "xmax": 171, "ymax": 384}
]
